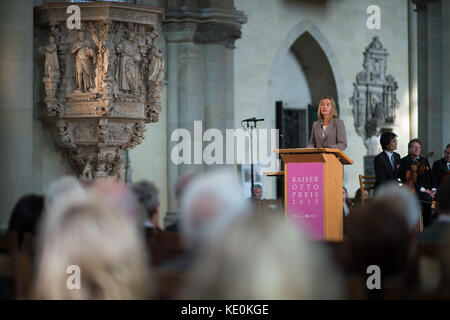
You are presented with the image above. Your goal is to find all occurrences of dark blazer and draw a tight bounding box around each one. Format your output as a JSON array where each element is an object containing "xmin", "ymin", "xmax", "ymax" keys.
[
  {"xmin": 418, "ymin": 220, "xmax": 450, "ymax": 244},
  {"xmin": 432, "ymin": 157, "xmax": 449, "ymax": 187},
  {"xmin": 307, "ymin": 118, "xmax": 347, "ymax": 151},
  {"xmin": 399, "ymin": 156, "xmax": 435, "ymax": 192},
  {"xmin": 374, "ymin": 151, "xmax": 401, "ymax": 190}
]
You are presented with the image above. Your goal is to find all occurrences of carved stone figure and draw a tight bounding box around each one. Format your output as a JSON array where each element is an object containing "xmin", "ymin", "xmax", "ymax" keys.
[
  {"xmin": 56, "ymin": 120, "xmax": 76, "ymax": 149},
  {"xmin": 105, "ymin": 152, "xmax": 115, "ymax": 174},
  {"xmin": 149, "ymin": 47, "xmax": 164, "ymax": 84},
  {"xmin": 110, "ymin": 149, "xmax": 126, "ymax": 182},
  {"xmin": 71, "ymin": 31, "xmax": 95, "ymax": 92},
  {"xmin": 116, "ymin": 32, "xmax": 141, "ymax": 93},
  {"xmin": 42, "ymin": 36, "xmax": 60, "ymax": 78},
  {"xmin": 350, "ymin": 37, "xmax": 399, "ymax": 155},
  {"xmin": 81, "ymin": 154, "xmax": 94, "ymax": 180},
  {"xmin": 98, "ymin": 119, "xmax": 108, "ymax": 144}
]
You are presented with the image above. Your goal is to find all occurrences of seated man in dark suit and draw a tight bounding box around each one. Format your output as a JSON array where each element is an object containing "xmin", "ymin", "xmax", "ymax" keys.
[
  {"xmin": 131, "ymin": 180, "xmax": 163, "ymax": 237},
  {"xmin": 374, "ymin": 131, "xmax": 401, "ymax": 190},
  {"xmin": 432, "ymin": 144, "xmax": 450, "ymax": 187},
  {"xmin": 419, "ymin": 178, "xmax": 450, "ymax": 244},
  {"xmin": 399, "ymin": 139, "xmax": 436, "ymax": 227}
]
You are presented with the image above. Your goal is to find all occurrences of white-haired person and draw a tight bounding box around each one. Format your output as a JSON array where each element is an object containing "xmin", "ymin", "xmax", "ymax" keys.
[
  {"xmin": 32, "ymin": 194, "xmax": 151, "ymax": 299},
  {"xmin": 179, "ymin": 214, "xmax": 343, "ymax": 299},
  {"xmin": 180, "ymin": 169, "xmax": 250, "ymax": 253}
]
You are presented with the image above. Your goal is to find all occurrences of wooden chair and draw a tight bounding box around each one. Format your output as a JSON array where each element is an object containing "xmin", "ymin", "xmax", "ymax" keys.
[{"xmin": 358, "ymin": 175, "xmax": 376, "ymax": 204}]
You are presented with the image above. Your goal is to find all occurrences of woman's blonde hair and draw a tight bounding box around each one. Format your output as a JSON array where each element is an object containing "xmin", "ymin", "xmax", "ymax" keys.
[
  {"xmin": 317, "ymin": 96, "xmax": 338, "ymax": 120},
  {"xmin": 32, "ymin": 196, "xmax": 151, "ymax": 299},
  {"xmin": 179, "ymin": 214, "xmax": 343, "ymax": 299}
]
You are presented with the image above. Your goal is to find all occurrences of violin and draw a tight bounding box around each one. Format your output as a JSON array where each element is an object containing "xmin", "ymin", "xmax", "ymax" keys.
[{"xmin": 405, "ymin": 151, "xmax": 434, "ymax": 190}]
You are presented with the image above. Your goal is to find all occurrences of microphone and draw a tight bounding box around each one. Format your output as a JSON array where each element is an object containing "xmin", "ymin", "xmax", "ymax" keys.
[{"xmin": 242, "ymin": 117, "xmax": 264, "ymax": 122}]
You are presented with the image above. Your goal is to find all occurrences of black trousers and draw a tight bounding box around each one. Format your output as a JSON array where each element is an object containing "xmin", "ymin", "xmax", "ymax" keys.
[{"xmin": 418, "ymin": 192, "xmax": 433, "ymax": 228}]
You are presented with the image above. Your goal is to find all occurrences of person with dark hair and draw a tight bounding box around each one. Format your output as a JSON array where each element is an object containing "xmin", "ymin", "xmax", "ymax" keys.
[
  {"xmin": 374, "ymin": 131, "xmax": 401, "ymax": 190},
  {"xmin": 131, "ymin": 180, "xmax": 162, "ymax": 232},
  {"xmin": 419, "ymin": 178, "xmax": 450, "ymax": 244},
  {"xmin": 344, "ymin": 199, "xmax": 416, "ymax": 298},
  {"xmin": 399, "ymin": 139, "xmax": 436, "ymax": 227},
  {"xmin": 432, "ymin": 144, "xmax": 450, "ymax": 187},
  {"xmin": 8, "ymin": 194, "xmax": 44, "ymax": 248},
  {"xmin": 250, "ymin": 184, "xmax": 263, "ymax": 201},
  {"xmin": 307, "ymin": 96, "xmax": 347, "ymax": 151},
  {"xmin": 343, "ymin": 187, "xmax": 352, "ymax": 218}
]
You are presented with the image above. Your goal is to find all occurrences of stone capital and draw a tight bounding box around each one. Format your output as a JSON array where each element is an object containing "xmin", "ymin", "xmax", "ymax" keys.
[{"xmin": 163, "ymin": 6, "xmax": 247, "ymax": 48}]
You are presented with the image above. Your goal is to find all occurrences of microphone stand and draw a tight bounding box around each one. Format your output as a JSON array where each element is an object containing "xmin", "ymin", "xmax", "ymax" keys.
[{"xmin": 242, "ymin": 118, "xmax": 262, "ymax": 199}]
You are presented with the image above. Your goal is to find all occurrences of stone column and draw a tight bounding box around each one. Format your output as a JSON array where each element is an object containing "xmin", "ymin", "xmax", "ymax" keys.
[
  {"xmin": 163, "ymin": 1, "xmax": 246, "ymax": 210},
  {"xmin": 414, "ymin": 0, "xmax": 449, "ymax": 156},
  {"xmin": 0, "ymin": 0, "xmax": 34, "ymax": 230},
  {"xmin": 441, "ymin": 0, "xmax": 450, "ymax": 146},
  {"xmin": 416, "ymin": 1, "xmax": 429, "ymax": 151},
  {"xmin": 408, "ymin": 0, "xmax": 418, "ymax": 139},
  {"xmin": 426, "ymin": 1, "xmax": 443, "ymax": 154}
]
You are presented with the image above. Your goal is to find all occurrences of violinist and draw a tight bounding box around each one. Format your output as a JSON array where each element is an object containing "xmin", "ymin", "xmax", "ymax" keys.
[{"xmin": 399, "ymin": 139, "xmax": 436, "ymax": 227}]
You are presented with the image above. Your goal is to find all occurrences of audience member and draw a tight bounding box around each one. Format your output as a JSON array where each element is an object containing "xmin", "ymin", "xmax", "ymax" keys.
[
  {"xmin": 353, "ymin": 188, "xmax": 369, "ymax": 207},
  {"xmin": 8, "ymin": 194, "xmax": 44, "ymax": 248},
  {"xmin": 131, "ymin": 180, "xmax": 162, "ymax": 233},
  {"xmin": 180, "ymin": 169, "xmax": 250, "ymax": 253},
  {"xmin": 248, "ymin": 184, "xmax": 263, "ymax": 201},
  {"xmin": 90, "ymin": 180, "xmax": 141, "ymax": 224},
  {"xmin": 419, "ymin": 178, "xmax": 450, "ymax": 244},
  {"xmin": 432, "ymin": 143, "xmax": 450, "ymax": 187},
  {"xmin": 343, "ymin": 187, "xmax": 352, "ymax": 218},
  {"xmin": 32, "ymin": 193, "xmax": 151, "ymax": 299},
  {"xmin": 164, "ymin": 172, "xmax": 199, "ymax": 232},
  {"xmin": 42, "ymin": 176, "xmax": 87, "ymax": 233},
  {"xmin": 344, "ymin": 200, "xmax": 415, "ymax": 298},
  {"xmin": 374, "ymin": 182, "xmax": 421, "ymax": 235},
  {"xmin": 179, "ymin": 214, "xmax": 343, "ymax": 299}
]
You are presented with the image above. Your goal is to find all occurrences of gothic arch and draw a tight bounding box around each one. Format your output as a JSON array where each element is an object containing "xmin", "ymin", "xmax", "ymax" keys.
[{"xmin": 268, "ymin": 19, "xmax": 344, "ymax": 107}]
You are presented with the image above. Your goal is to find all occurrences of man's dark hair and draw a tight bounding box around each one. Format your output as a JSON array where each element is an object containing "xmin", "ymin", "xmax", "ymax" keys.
[
  {"xmin": 445, "ymin": 144, "xmax": 450, "ymax": 152},
  {"xmin": 436, "ymin": 179, "xmax": 450, "ymax": 214},
  {"xmin": 252, "ymin": 184, "xmax": 263, "ymax": 192},
  {"xmin": 345, "ymin": 200, "xmax": 410, "ymax": 279},
  {"xmin": 8, "ymin": 194, "xmax": 44, "ymax": 247},
  {"xmin": 380, "ymin": 132, "xmax": 397, "ymax": 150},
  {"xmin": 131, "ymin": 180, "xmax": 160, "ymax": 219},
  {"xmin": 408, "ymin": 138, "xmax": 422, "ymax": 149}
]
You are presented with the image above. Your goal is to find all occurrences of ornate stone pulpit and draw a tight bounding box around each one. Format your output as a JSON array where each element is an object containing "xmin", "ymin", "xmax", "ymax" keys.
[{"xmin": 34, "ymin": 2, "xmax": 165, "ymax": 181}]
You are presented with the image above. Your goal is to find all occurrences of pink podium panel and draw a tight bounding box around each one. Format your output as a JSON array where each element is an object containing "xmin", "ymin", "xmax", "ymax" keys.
[{"xmin": 286, "ymin": 162, "xmax": 324, "ymax": 240}]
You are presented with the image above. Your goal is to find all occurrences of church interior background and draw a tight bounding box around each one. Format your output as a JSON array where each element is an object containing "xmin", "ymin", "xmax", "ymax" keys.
[{"xmin": 0, "ymin": 0, "xmax": 449, "ymax": 230}]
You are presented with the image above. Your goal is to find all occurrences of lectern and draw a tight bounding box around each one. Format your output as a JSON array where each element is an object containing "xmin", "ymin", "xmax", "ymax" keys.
[{"xmin": 272, "ymin": 148, "xmax": 353, "ymax": 241}]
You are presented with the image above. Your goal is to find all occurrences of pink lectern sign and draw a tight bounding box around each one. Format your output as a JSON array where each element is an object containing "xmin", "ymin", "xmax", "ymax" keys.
[{"xmin": 286, "ymin": 162, "xmax": 324, "ymax": 240}]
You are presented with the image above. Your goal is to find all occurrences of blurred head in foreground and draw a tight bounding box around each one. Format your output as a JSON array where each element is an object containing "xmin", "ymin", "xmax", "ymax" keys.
[
  {"xmin": 179, "ymin": 214, "xmax": 343, "ymax": 299},
  {"xmin": 180, "ymin": 169, "xmax": 250, "ymax": 251},
  {"xmin": 33, "ymin": 193, "xmax": 150, "ymax": 299},
  {"xmin": 374, "ymin": 182, "xmax": 421, "ymax": 234},
  {"xmin": 8, "ymin": 194, "xmax": 44, "ymax": 247},
  {"xmin": 345, "ymin": 199, "xmax": 412, "ymax": 279}
]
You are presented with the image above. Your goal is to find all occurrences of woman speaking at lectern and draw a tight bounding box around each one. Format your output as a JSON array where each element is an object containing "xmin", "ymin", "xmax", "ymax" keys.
[{"xmin": 307, "ymin": 96, "xmax": 347, "ymax": 151}]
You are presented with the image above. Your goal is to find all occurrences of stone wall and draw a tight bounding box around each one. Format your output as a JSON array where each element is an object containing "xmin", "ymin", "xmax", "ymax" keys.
[{"xmin": 234, "ymin": 0, "xmax": 411, "ymax": 197}]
